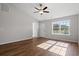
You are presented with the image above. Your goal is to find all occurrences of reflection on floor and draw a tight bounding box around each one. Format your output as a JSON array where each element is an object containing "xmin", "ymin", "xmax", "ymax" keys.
[{"xmin": 37, "ymin": 40, "xmax": 69, "ymax": 56}]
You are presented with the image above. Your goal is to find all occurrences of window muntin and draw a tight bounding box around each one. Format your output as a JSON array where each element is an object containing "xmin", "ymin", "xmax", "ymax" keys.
[{"xmin": 52, "ymin": 20, "xmax": 70, "ymax": 35}]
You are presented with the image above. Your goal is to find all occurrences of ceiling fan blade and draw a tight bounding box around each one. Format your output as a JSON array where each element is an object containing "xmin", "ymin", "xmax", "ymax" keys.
[
  {"xmin": 34, "ymin": 11, "xmax": 39, "ymax": 13},
  {"xmin": 34, "ymin": 7, "xmax": 40, "ymax": 10},
  {"xmin": 43, "ymin": 7, "xmax": 47, "ymax": 10},
  {"xmin": 43, "ymin": 11, "xmax": 49, "ymax": 13}
]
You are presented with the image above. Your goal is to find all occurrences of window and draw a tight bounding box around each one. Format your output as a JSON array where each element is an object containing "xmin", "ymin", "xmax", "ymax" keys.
[{"xmin": 52, "ymin": 20, "xmax": 70, "ymax": 35}]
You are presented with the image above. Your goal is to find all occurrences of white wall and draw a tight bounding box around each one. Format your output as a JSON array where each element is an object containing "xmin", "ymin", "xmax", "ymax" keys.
[
  {"xmin": 78, "ymin": 15, "xmax": 79, "ymax": 50},
  {"xmin": 0, "ymin": 4, "xmax": 38, "ymax": 45},
  {"xmin": 78, "ymin": 15, "xmax": 79, "ymax": 44},
  {"xmin": 39, "ymin": 15, "xmax": 78, "ymax": 43}
]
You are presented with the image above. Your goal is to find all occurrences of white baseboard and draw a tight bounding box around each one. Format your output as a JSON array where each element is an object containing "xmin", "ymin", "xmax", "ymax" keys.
[
  {"xmin": 0, "ymin": 37, "xmax": 32, "ymax": 45},
  {"xmin": 43, "ymin": 37, "xmax": 78, "ymax": 43}
]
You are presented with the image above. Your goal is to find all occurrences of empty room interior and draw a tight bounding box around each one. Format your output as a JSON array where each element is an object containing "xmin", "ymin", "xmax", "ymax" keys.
[{"xmin": 0, "ymin": 3, "xmax": 79, "ymax": 56}]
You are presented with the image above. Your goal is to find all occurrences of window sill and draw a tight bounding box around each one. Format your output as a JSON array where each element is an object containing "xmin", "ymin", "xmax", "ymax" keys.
[{"xmin": 52, "ymin": 33, "xmax": 70, "ymax": 36}]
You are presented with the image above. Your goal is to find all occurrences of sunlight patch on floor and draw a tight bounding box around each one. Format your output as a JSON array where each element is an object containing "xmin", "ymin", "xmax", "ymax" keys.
[
  {"xmin": 48, "ymin": 45, "xmax": 67, "ymax": 56},
  {"xmin": 37, "ymin": 43, "xmax": 52, "ymax": 49},
  {"xmin": 37, "ymin": 40, "xmax": 69, "ymax": 56},
  {"xmin": 37, "ymin": 40, "xmax": 56, "ymax": 50},
  {"xmin": 55, "ymin": 42, "xmax": 69, "ymax": 48},
  {"xmin": 48, "ymin": 42, "xmax": 69, "ymax": 56},
  {"xmin": 46, "ymin": 40, "xmax": 57, "ymax": 45}
]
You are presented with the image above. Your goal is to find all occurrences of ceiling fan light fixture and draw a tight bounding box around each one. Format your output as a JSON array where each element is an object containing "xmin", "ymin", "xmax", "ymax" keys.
[{"xmin": 39, "ymin": 10, "xmax": 43, "ymax": 14}]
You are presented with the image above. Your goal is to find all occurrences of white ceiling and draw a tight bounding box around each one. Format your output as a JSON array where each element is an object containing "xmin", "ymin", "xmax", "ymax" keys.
[{"xmin": 11, "ymin": 3, "xmax": 79, "ymax": 21}]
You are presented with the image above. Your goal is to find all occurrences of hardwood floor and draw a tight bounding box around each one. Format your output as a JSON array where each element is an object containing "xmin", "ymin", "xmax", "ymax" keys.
[{"xmin": 0, "ymin": 37, "xmax": 78, "ymax": 56}]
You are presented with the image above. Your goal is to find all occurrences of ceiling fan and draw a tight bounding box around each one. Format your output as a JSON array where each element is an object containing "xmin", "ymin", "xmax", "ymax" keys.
[{"xmin": 34, "ymin": 4, "xmax": 49, "ymax": 15}]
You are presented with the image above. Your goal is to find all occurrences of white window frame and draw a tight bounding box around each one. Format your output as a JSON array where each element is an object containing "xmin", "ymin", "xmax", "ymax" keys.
[{"xmin": 52, "ymin": 20, "xmax": 70, "ymax": 35}]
